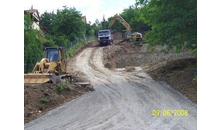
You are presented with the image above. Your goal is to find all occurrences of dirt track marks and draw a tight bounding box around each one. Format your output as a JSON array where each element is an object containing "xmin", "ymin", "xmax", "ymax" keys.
[{"xmin": 25, "ymin": 46, "xmax": 197, "ymax": 130}]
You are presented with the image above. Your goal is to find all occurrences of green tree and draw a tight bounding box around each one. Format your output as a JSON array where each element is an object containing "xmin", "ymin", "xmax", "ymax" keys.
[
  {"xmin": 40, "ymin": 6, "xmax": 86, "ymax": 48},
  {"xmin": 101, "ymin": 15, "xmax": 109, "ymax": 29},
  {"xmin": 24, "ymin": 13, "xmax": 43, "ymax": 73},
  {"xmin": 106, "ymin": 6, "xmax": 150, "ymax": 32},
  {"xmin": 121, "ymin": 6, "xmax": 150, "ymax": 32},
  {"xmin": 55, "ymin": 7, "xmax": 85, "ymax": 41},
  {"xmin": 142, "ymin": 0, "xmax": 197, "ymax": 51},
  {"xmin": 95, "ymin": 19, "xmax": 100, "ymax": 26},
  {"xmin": 39, "ymin": 12, "xmax": 56, "ymax": 33}
]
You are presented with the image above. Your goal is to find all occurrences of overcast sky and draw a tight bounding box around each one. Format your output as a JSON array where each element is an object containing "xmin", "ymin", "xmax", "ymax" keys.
[{"xmin": 23, "ymin": 0, "xmax": 136, "ymax": 24}]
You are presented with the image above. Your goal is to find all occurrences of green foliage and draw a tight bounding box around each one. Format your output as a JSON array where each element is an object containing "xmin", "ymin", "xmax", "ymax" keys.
[
  {"xmin": 85, "ymin": 23, "xmax": 95, "ymax": 36},
  {"xmin": 40, "ymin": 6, "xmax": 86, "ymax": 48},
  {"xmin": 142, "ymin": 0, "xmax": 197, "ymax": 51},
  {"xmin": 66, "ymin": 36, "xmax": 96, "ymax": 59},
  {"xmin": 39, "ymin": 12, "xmax": 56, "ymax": 32},
  {"xmin": 25, "ymin": 6, "xmax": 94, "ymax": 73},
  {"xmin": 107, "ymin": 6, "xmax": 150, "ymax": 32},
  {"xmin": 24, "ymin": 13, "xmax": 32, "ymax": 29},
  {"xmin": 136, "ymin": 0, "xmax": 149, "ymax": 5},
  {"xmin": 39, "ymin": 98, "xmax": 49, "ymax": 104},
  {"xmin": 132, "ymin": 36, "xmax": 136, "ymax": 42},
  {"xmin": 24, "ymin": 13, "xmax": 44, "ymax": 73},
  {"xmin": 56, "ymin": 83, "xmax": 64, "ymax": 93},
  {"xmin": 101, "ymin": 15, "xmax": 109, "ymax": 29}
]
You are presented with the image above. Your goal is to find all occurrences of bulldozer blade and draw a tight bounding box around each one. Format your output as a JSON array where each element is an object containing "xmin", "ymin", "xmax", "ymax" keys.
[{"xmin": 24, "ymin": 74, "xmax": 52, "ymax": 84}]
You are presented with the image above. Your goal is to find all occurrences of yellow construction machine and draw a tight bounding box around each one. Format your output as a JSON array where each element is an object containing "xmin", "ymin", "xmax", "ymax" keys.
[
  {"xmin": 24, "ymin": 47, "xmax": 72, "ymax": 84},
  {"xmin": 108, "ymin": 14, "xmax": 142, "ymax": 41}
]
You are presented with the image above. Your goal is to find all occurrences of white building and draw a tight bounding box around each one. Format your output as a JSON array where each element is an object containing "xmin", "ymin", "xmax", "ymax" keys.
[
  {"xmin": 24, "ymin": 9, "xmax": 40, "ymax": 30},
  {"xmin": 24, "ymin": 9, "xmax": 48, "ymax": 37}
]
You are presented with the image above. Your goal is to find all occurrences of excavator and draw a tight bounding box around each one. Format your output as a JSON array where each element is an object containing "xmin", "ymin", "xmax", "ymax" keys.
[
  {"xmin": 108, "ymin": 14, "xmax": 142, "ymax": 41},
  {"xmin": 24, "ymin": 47, "xmax": 72, "ymax": 84}
]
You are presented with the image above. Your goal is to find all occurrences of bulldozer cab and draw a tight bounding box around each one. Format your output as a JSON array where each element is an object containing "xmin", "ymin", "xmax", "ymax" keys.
[
  {"xmin": 44, "ymin": 48, "xmax": 60, "ymax": 62},
  {"xmin": 24, "ymin": 47, "xmax": 68, "ymax": 84},
  {"xmin": 44, "ymin": 47, "xmax": 66, "ymax": 61}
]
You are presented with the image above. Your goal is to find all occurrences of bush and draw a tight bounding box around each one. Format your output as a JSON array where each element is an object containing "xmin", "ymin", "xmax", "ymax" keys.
[
  {"xmin": 56, "ymin": 83, "xmax": 64, "ymax": 93},
  {"xmin": 39, "ymin": 98, "xmax": 49, "ymax": 104},
  {"xmin": 132, "ymin": 36, "xmax": 136, "ymax": 42}
]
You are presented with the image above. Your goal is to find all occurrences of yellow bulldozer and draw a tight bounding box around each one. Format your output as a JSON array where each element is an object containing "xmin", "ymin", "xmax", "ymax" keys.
[{"xmin": 24, "ymin": 47, "xmax": 72, "ymax": 84}]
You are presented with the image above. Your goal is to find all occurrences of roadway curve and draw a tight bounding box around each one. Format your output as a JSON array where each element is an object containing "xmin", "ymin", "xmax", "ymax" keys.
[{"xmin": 25, "ymin": 47, "xmax": 197, "ymax": 130}]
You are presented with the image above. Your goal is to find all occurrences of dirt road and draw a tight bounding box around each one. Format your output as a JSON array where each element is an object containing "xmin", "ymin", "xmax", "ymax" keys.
[{"xmin": 24, "ymin": 46, "xmax": 197, "ymax": 130}]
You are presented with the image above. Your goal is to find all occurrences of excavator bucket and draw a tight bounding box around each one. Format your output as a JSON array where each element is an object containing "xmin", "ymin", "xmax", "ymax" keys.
[{"xmin": 24, "ymin": 74, "xmax": 53, "ymax": 84}]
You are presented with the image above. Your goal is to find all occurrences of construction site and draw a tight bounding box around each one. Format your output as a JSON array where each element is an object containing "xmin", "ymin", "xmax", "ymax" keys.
[
  {"xmin": 23, "ymin": 1, "xmax": 198, "ymax": 129},
  {"xmin": 24, "ymin": 31, "xmax": 197, "ymax": 129}
]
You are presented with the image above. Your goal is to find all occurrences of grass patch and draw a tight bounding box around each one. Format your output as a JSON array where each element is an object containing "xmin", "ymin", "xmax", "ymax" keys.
[
  {"xmin": 66, "ymin": 36, "xmax": 97, "ymax": 59},
  {"xmin": 56, "ymin": 83, "xmax": 64, "ymax": 93},
  {"xmin": 39, "ymin": 98, "xmax": 49, "ymax": 104}
]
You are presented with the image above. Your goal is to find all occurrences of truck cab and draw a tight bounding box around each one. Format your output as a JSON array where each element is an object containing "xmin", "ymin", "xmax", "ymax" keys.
[{"xmin": 98, "ymin": 30, "xmax": 113, "ymax": 46}]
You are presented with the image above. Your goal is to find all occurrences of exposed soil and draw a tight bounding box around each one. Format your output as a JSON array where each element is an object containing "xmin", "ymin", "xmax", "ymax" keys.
[
  {"xmin": 104, "ymin": 43, "xmax": 195, "ymax": 68},
  {"xmin": 145, "ymin": 58, "xmax": 197, "ymax": 103},
  {"xmin": 24, "ymin": 82, "xmax": 93, "ymax": 123},
  {"xmin": 24, "ymin": 31, "xmax": 197, "ymax": 129},
  {"xmin": 25, "ymin": 46, "xmax": 197, "ymax": 130},
  {"xmin": 112, "ymin": 31, "xmax": 122, "ymax": 40},
  {"xmin": 102, "ymin": 32, "xmax": 197, "ymax": 103}
]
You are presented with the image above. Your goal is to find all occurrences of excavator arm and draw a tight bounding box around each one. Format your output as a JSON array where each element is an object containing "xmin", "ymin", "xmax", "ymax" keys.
[
  {"xmin": 108, "ymin": 14, "xmax": 131, "ymax": 31},
  {"xmin": 108, "ymin": 14, "xmax": 142, "ymax": 41},
  {"xmin": 108, "ymin": 15, "xmax": 117, "ymax": 30}
]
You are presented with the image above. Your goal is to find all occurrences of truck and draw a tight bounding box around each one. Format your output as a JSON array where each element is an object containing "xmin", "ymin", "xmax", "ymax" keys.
[{"xmin": 98, "ymin": 30, "xmax": 113, "ymax": 46}]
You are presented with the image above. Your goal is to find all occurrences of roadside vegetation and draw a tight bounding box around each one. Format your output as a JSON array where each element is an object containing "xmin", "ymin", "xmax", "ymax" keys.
[
  {"xmin": 99, "ymin": 0, "xmax": 197, "ymax": 86},
  {"xmin": 24, "ymin": 0, "xmax": 196, "ymax": 73},
  {"xmin": 24, "ymin": 6, "xmax": 97, "ymax": 73},
  {"xmin": 66, "ymin": 36, "xmax": 97, "ymax": 59}
]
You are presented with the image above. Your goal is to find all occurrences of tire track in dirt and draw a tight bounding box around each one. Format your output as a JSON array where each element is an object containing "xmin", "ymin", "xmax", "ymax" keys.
[{"xmin": 25, "ymin": 46, "xmax": 197, "ymax": 130}]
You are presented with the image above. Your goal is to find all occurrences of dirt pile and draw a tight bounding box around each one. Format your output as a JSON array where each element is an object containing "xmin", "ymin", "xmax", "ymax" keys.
[
  {"xmin": 145, "ymin": 58, "xmax": 197, "ymax": 103},
  {"xmin": 113, "ymin": 32, "xmax": 123, "ymax": 41},
  {"xmin": 104, "ymin": 43, "xmax": 196, "ymax": 68},
  {"xmin": 102, "ymin": 43, "xmax": 143, "ymax": 68},
  {"xmin": 102, "ymin": 39, "xmax": 197, "ymax": 103}
]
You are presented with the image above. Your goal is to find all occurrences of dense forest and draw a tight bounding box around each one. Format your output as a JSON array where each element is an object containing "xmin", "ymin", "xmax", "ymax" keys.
[{"xmin": 24, "ymin": 0, "xmax": 197, "ymax": 73}]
